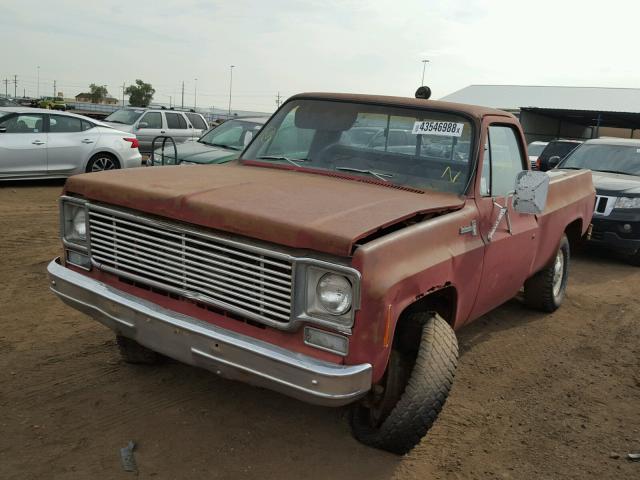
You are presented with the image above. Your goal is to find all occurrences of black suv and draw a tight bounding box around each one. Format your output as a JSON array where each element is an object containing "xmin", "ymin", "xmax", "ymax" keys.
[
  {"xmin": 557, "ymin": 138, "xmax": 640, "ymax": 264},
  {"xmin": 537, "ymin": 139, "xmax": 582, "ymax": 171}
]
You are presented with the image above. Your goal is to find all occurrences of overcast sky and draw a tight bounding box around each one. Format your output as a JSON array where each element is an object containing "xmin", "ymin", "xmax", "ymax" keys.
[{"xmin": 1, "ymin": 0, "xmax": 639, "ymax": 112}]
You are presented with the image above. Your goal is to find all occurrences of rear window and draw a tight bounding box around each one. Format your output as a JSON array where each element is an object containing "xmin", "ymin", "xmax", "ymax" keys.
[
  {"xmin": 166, "ymin": 112, "xmax": 187, "ymax": 129},
  {"xmin": 186, "ymin": 113, "xmax": 207, "ymax": 130}
]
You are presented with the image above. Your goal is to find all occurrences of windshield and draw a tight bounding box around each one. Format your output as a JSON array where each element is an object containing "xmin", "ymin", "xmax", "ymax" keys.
[
  {"xmin": 242, "ymin": 100, "xmax": 474, "ymax": 194},
  {"xmin": 104, "ymin": 109, "xmax": 145, "ymax": 125},
  {"xmin": 540, "ymin": 141, "xmax": 580, "ymax": 162},
  {"xmin": 560, "ymin": 143, "xmax": 640, "ymax": 176},
  {"xmin": 527, "ymin": 143, "xmax": 546, "ymax": 156},
  {"xmin": 199, "ymin": 120, "xmax": 262, "ymax": 150}
]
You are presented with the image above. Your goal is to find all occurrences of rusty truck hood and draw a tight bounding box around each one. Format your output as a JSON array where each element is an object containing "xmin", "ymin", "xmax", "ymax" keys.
[{"xmin": 65, "ymin": 163, "xmax": 465, "ymax": 257}]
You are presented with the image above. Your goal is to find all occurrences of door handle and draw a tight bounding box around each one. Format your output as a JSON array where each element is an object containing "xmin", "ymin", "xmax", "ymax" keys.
[
  {"xmin": 160, "ymin": 130, "xmax": 166, "ymax": 134},
  {"xmin": 81, "ymin": 139, "xmax": 94, "ymax": 144},
  {"xmin": 32, "ymin": 140, "xmax": 45, "ymax": 145}
]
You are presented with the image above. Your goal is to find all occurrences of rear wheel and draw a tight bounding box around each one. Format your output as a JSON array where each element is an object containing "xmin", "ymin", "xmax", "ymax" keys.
[
  {"xmin": 116, "ymin": 335, "xmax": 162, "ymax": 365},
  {"xmin": 349, "ymin": 313, "xmax": 458, "ymax": 454},
  {"xmin": 86, "ymin": 153, "xmax": 119, "ymax": 172},
  {"xmin": 524, "ymin": 234, "xmax": 570, "ymax": 312},
  {"xmin": 628, "ymin": 250, "xmax": 640, "ymax": 266}
]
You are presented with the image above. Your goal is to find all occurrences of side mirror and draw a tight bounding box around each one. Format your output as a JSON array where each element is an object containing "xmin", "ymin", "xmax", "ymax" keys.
[
  {"xmin": 513, "ymin": 170, "xmax": 549, "ymax": 214},
  {"xmin": 0, "ymin": 127, "xmax": 6, "ymax": 133},
  {"xmin": 137, "ymin": 122, "xmax": 149, "ymax": 129}
]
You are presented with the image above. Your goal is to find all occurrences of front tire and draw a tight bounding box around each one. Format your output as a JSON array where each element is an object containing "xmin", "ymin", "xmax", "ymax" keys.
[
  {"xmin": 350, "ymin": 313, "xmax": 458, "ymax": 455},
  {"xmin": 524, "ymin": 234, "xmax": 570, "ymax": 312},
  {"xmin": 86, "ymin": 153, "xmax": 120, "ymax": 172}
]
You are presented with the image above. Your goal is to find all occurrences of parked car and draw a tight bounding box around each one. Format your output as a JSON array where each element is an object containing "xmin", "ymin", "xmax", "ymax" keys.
[
  {"xmin": 557, "ymin": 138, "xmax": 640, "ymax": 264},
  {"xmin": 39, "ymin": 97, "xmax": 67, "ymax": 111},
  {"xmin": 47, "ymin": 92, "xmax": 594, "ymax": 455},
  {"xmin": 103, "ymin": 108, "xmax": 209, "ymax": 153},
  {"xmin": 152, "ymin": 117, "xmax": 267, "ymax": 166},
  {"xmin": 537, "ymin": 139, "xmax": 582, "ymax": 171},
  {"xmin": 0, "ymin": 108, "xmax": 142, "ymax": 180},
  {"xmin": 527, "ymin": 141, "xmax": 548, "ymax": 169},
  {"xmin": 0, "ymin": 97, "xmax": 20, "ymax": 107}
]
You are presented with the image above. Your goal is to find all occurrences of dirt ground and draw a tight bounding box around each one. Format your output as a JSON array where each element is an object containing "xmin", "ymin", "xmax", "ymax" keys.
[{"xmin": 1, "ymin": 182, "xmax": 638, "ymax": 480}]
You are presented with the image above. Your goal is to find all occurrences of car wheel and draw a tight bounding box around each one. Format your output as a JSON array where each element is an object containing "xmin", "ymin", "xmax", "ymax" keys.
[
  {"xmin": 116, "ymin": 335, "xmax": 163, "ymax": 364},
  {"xmin": 627, "ymin": 250, "xmax": 640, "ymax": 266},
  {"xmin": 86, "ymin": 153, "xmax": 120, "ymax": 173},
  {"xmin": 524, "ymin": 234, "xmax": 570, "ymax": 312},
  {"xmin": 349, "ymin": 313, "xmax": 458, "ymax": 454}
]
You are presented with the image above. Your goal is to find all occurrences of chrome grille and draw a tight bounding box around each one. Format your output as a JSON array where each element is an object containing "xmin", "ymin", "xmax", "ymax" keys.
[{"xmin": 86, "ymin": 206, "xmax": 294, "ymax": 325}]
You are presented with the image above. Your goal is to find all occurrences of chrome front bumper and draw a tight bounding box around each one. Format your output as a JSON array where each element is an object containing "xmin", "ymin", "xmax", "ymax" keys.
[{"xmin": 47, "ymin": 258, "xmax": 371, "ymax": 407}]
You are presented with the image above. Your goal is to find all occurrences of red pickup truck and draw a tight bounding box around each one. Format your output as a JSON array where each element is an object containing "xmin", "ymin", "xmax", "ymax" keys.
[{"xmin": 48, "ymin": 92, "xmax": 595, "ymax": 454}]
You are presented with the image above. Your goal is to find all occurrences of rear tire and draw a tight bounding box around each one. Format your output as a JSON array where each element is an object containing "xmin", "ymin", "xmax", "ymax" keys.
[
  {"xmin": 524, "ymin": 234, "xmax": 570, "ymax": 312},
  {"xmin": 349, "ymin": 313, "xmax": 458, "ymax": 454},
  {"xmin": 86, "ymin": 153, "xmax": 120, "ymax": 172},
  {"xmin": 116, "ymin": 335, "xmax": 162, "ymax": 364},
  {"xmin": 628, "ymin": 250, "xmax": 640, "ymax": 266}
]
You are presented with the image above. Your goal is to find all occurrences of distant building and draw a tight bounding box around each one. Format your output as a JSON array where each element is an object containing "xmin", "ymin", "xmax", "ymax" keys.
[
  {"xmin": 440, "ymin": 85, "xmax": 640, "ymax": 142},
  {"xmin": 75, "ymin": 93, "xmax": 119, "ymax": 105}
]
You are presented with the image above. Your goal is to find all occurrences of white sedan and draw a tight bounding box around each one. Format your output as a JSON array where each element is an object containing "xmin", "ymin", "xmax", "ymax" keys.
[{"xmin": 0, "ymin": 108, "xmax": 143, "ymax": 180}]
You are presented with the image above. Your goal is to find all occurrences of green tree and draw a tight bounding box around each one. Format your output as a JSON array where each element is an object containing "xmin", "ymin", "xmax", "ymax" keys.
[
  {"xmin": 125, "ymin": 79, "xmax": 155, "ymax": 107},
  {"xmin": 89, "ymin": 83, "xmax": 108, "ymax": 103}
]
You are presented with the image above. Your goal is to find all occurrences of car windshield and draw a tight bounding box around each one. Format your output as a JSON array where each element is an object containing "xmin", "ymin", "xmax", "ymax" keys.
[
  {"xmin": 241, "ymin": 100, "xmax": 474, "ymax": 194},
  {"xmin": 560, "ymin": 143, "xmax": 640, "ymax": 176},
  {"xmin": 199, "ymin": 120, "xmax": 262, "ymax": 150},
  {"xmin": 540, "ymin": 141, "xmax": 580, "ymax": 161},
  {"xmin": 527, "ymin": 143, "xmax": 546, "ymax": 156},
  {"xmin": 104, "ymin": 109, "xmax": 145, "ymax": 125}
]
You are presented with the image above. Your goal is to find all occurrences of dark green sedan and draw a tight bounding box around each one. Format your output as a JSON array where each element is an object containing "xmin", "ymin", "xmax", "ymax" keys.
[{"xmin": 151, "ymin": 117, "xmax": 267, "ymax": 166}]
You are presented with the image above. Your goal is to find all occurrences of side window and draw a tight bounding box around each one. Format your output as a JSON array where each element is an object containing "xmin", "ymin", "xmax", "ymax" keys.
[
  {"xmin": 0, "ymin": 114, "xmax": 44, "ymax": 133},
  {"xmin": 139, "ymin": 112, "xmax": 162, "ymax": 129},
  {"xmin": 81, "ymin": 120, "xmax": 95, "ymax": 131},
  {"xmin": 166, "ymin": 113, "xmax": 187, "ymax": 129},
  {"xmin": 49, "ymin": 115, "xmax": 82, "ymax": 133},
  {"xmin": 486, "ymin": 125, "xmax": 525, "ymax": 197},
  {"xmin": 186, "ymin": 113, "xmax": 207, "ymax": 130}
]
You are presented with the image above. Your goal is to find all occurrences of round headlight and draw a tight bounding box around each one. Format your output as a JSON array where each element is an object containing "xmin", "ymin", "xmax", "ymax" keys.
[
  {"xmin": 316, "ymin": 273, "xmax": 352, "ymax": 315},
  {"xmin": 72, "ymin": 209, "xmax": 86, "ymax": 239}
]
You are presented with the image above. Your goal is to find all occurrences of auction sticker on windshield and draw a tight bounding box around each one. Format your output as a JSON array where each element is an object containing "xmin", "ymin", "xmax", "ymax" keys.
[{"xmin": 412, "ymin": 121, "xmax": 464, "ymax": 137}]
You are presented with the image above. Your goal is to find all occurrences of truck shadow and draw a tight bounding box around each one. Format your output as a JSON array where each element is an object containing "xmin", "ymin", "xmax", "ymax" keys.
[{"xmin": 0, "ymin": 178, "xmax": 66, "ymax": 188}]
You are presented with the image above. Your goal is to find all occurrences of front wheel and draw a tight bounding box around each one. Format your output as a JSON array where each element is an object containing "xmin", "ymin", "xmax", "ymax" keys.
[
  {"xmin": 349, "ymin": 313, "xmax": 458, "ymax": 454},
  {"xmin": 524, "ymin": 234, "xmax": 570, "ymax": 312}
]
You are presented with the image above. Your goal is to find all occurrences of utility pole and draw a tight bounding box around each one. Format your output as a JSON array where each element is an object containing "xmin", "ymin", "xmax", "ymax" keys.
[
  {"xmin": 53, "ymin": 80, "xmax": 56, "ymax": 98},
  {"xmin": 37, "ymin": 65, "xmax": 40, "ymax": 98},
  {"xmin": 13, "ymin": 75, "xmax": 17, "ymax": 98},
  {"xmin": 23, "ymin": 88, "xmax": 25, "ymax": 98},
  {"xmin": 122, "ymin": 82, "xmax": 126, "ymax": 107},
  {"xmin": 194, "ymin": 78, "xmax": 198, "ymax": 110},
  {"xmin": 275, "ymin": 91, "xmax": 282, "ymax": 108},
  {"xmin": 181, "ymin": 81, "xmax": 184, "ymax": 109},
  {"xmin": 3, "ymin": 78, "xmax": 8, "ymax": 97},
  {"xmin": 228, "ymin": 65, "xmax": 235, "ymax": 116}
]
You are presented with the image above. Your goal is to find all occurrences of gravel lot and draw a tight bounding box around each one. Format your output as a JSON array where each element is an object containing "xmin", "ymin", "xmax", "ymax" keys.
[{"xmin": 1, "ymin": 182, "xmax": 638, "ymax": 480}]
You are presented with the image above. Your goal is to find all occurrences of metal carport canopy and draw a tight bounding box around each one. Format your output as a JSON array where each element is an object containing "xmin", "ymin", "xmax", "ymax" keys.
[{"xmin": 520, "ymin": 107, "xmax": 640, "ymax": 129}]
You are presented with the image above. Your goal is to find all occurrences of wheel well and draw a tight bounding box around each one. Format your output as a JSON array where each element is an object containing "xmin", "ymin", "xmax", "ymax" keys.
[
  {"xmin": 86, "ymin": 152, "xmax": 120, "ymax": 172},
  {"xmin": 564, "ymin": 218, "xmax": 583, "ymax": 249},
  {"xmin": 393, "ymin": 286, "xmax": 457, "ymax": 355}
]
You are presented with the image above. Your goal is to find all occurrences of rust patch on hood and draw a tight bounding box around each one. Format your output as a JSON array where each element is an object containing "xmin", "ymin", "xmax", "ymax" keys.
[{"xmin": 65, "ymin": 163, "xmax": 465, "ymax": 256}]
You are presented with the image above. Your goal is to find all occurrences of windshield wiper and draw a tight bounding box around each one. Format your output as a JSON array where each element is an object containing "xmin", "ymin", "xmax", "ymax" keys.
[
  {"xmin": 211, "ymin": 143, "xmax": 241, "ymax": 151},
  {"xmin": 594, "ymin": 169, "xmax": 634, "ymax": 175},
  {"xmin": 335, "ymin": 166, "xmax": 394, "ymax": 182},
  {"xmin": 108, "ymin": 120, "xmax": 125, "ymax": 124},
  {"xmin": 257, "ymin": 155, "xmax": 307, "ymax": 167}
]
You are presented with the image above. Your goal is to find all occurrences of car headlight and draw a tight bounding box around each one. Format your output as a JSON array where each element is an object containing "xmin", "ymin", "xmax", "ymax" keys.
[
  {"xmin": 62, "ymin": 201, "xmax": 87, "ymax": 244},
  {"xmin": 614, "ymin": 197, "xmax": 640, "ymax": 209},
  {"xmin": 316, "ymin": 273, "xmax": 353, "ymax": 315}
]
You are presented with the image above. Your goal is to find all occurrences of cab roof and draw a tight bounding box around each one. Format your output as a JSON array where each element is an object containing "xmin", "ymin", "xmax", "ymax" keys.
[{"xmin": 288, "ymin": 92, "xmax": 514, "ymax": 121}]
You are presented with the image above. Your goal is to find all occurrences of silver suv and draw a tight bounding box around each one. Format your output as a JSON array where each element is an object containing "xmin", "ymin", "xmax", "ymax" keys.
[{"xmin": 103, "ymin": 108, "xmax": 209, "ymax": 153}]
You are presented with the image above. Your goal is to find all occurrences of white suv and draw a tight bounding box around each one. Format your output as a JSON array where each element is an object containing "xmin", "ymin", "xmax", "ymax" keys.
[{"xmin": 103, "ymin": 108, "xmax": 209, "ymax": 153}]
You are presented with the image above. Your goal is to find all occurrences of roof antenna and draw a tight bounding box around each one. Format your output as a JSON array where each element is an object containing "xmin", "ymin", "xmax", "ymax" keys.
[{"xmin": 415, "ymin": 86, "xmax": 432, "ymax": 99}]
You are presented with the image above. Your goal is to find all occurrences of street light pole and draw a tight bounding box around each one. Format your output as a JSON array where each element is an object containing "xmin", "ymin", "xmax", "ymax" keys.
[
  {"xmin": 194, "ymin": 78, "xmax": 197, "ymax": 110},
  {"xmin": 37, "ymin": 66, "xmax": 40, "ymax": 98},
  {"xmin": 228, "ymin": 65, "xmax": 235, "ymax": 117},
  {"xmin": 421, "ymin": 59, "xmax": 430, "ymax": 86}
]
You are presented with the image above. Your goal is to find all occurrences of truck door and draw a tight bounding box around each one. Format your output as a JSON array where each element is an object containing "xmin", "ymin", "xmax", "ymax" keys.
[{"xmin": 469, "ymin": 121, "xmax": 540, "ymax": 319}]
